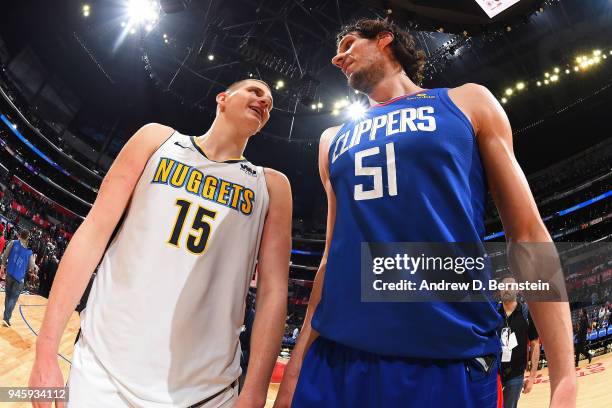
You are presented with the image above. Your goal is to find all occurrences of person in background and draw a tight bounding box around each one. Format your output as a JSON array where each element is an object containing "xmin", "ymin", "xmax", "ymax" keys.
[
  {"xmin": 498, "ymin": 277, "xmax": 540, "ymax": 408},
  {"xmin": 574, "ymin": 308, "xmax": 591, "ymax": 367},
  {"xmin": 2, "ymin": 229, "xmax": 38, "ymax": 326}
]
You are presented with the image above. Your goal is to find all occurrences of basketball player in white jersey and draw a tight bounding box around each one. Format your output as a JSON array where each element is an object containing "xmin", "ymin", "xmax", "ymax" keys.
[{"xmin": 29, "ymin": 79, "xmax": 292, "ymax": 408}]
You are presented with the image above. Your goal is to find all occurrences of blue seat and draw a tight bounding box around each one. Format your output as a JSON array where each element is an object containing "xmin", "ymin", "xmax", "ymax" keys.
[
  {"xmin": 599, "ymin": 328, "xmax": 608, "ymax": 338},
  {"xmin": 608, "ymin": 326, "xmax": 612, "ymax": 336},
  {"xmin": 587, "ymin": 331, "xmax": 598, "ymax": 341}
]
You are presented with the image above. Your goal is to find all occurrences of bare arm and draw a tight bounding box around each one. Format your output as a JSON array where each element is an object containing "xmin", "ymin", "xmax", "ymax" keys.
[
  {"xmin": 237, "ymin": 168, "xmax": 292, "ymax": 408},
  {"xmin": 273, "ymin": 126, "xmax": 339, "ymax": 407},
  {"xmin": 453, "ymin": 84, "xmax": 575, "ymax": 407},
  {"xmin": 35, "ymin": 123, "xmax": 173, "ymax": 356}
]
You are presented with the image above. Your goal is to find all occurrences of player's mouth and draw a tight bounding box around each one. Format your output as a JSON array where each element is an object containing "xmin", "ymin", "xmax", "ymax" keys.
[{"xmin": 248, "ymin": 105, "xmax": 263, "ymax": 121}]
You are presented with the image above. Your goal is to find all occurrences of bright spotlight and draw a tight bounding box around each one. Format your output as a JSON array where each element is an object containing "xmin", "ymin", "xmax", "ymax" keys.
[
  {"xmin": 553, "ymin": 67, "xmax": 560, "ymax": 73},
  {"xmin": 163, "ymin": 33, "xmax": 167, "ymax": 38},
  {"xmin": 275, "ymin": 80, "xmax": 284, "ymax": 89},
  {"xmin": 544, "ymin": 79, "xmax": 549, "ymax": 84},
  {"xmin": 127, "ymin": 0, "xmax": 159, "ymax": 24},
  {"xmin": 536, "ymin": 81, "xmax": 541, "ymax": 86},
  {"xmin": 331, "ymin": 109, "xmax": 340, "ymax": 116},
  {"xmin": 516, "ymin": 82, "xmax": 525, "ymax": 91},
  {"xmin": 544, "ymin": 72, "xmax": 550, "ymax": 78},
  {"xmin": 574, "ymin": 66, "xmax": 579, "ymax": 72},
  {"xmin": 347, "ymin": 101, "xmax": 367, "ymax": 119},
  {"xmin": 12, "ymin": 123, "xmax": 17, "ymax": 129},
  {"xmin": 130, "ymin": 28, "xmax": 136, "ymax": 34},
  {"xmin": 354, "ymin": 90, "xmax": 359, "ymax": 94},
  {"xmin": 207, "ymin": 54, "xmax": 214, "ymax": 61},
  {"xmin": 145, "ymin": 24, "xmax": 153, "ymax": 32},
  {"xmin": 504, "ymin": 88, "xmax": 513, "ymax": 96},
  {"xmin": 593, "ymin": 50, "xmax": 601, "ymax": 56},
  {"xmin": 164, "ymin": 38, "xmax": 169, "ymax": 44},
  {"xmin": 317, "ymin": 102, "xmax": 323, "ymax": 109},
  {"xmin": 550, "ymin": 74, "xmax": 559, "ymax": 82},
  {"xmin": 565, "ymin": 69, "xmax": 570, "ymax": 74},
  {"xmin": 501, "ymin": 97, "xmax": 507, "ymax": 104},
  {"xmin": 311, "ymin": 104, "xmax": 316, "ymax": 110}
]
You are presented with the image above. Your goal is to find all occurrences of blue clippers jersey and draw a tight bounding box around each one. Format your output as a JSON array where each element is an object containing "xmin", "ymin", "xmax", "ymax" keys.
[
  {"xmin": 7, "ymin": 240, "xmax": 33, "ymax": 282},
  {"xmin": 311, "ymin": 88, "xmax": 502, "ymax": 359}
]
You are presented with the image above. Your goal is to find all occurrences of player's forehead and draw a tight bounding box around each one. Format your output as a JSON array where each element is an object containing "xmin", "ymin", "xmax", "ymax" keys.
[{"xmin": 240, "ymin": 80, "xmax": 273, "ymax": 103}]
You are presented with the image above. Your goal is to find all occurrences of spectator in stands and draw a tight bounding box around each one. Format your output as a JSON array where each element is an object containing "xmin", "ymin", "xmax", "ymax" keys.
[
  {"xmin": 1, "ymin": 229, "xmax": 37, "ymax": 327},
  {"xmin": 574, "ymin": 309, "xmax": 592, "ymax": 367},
  {"xmin": 498, "ymin": 277, "xmax": 540, "ymax": 408}
]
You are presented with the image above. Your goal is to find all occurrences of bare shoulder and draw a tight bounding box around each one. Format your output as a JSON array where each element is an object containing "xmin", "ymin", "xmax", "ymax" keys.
[
  {"xmin": 448, "ymin": 83, "xmax": 504, "ymax": 133},
  {"xmin": 320, "ymin": 126, "xmax": 341, "ymax": 150},
  {"xmin": 132, "ymin": 123, "xmax": 175, "ymax": 145},
  {"xmin": 263, "ymin": 168, "xmax": 291, "ymax": 194}
]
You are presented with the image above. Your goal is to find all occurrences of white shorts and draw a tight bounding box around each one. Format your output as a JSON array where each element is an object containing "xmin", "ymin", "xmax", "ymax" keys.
[{"xmin": 67, "ymin": 336, "xmax": 238, "ymax": 407}]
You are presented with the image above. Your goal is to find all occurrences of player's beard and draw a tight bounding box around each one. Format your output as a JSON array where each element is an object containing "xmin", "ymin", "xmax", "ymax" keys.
[{"xmin": 348, "ymin": 57, "xmax": 386, "ymax": 95}]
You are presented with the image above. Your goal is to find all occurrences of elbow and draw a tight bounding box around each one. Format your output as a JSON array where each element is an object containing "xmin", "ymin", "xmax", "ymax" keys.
[{"xmin": 506, "ymin": 222, "xmax": 551, "ymax": 243}]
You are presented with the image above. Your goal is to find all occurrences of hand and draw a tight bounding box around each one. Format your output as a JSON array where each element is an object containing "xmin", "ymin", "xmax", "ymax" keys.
[
  {"xmin": 522, "ymin": 376, "xmax": 534, "ymax": 394},
  {"xmin": 29, "ymin": 354, "xmax": 65, "ymax": 408},
  {"xmin": 272, "ymin": 371, "xmax": 298, "ymax": 408}
]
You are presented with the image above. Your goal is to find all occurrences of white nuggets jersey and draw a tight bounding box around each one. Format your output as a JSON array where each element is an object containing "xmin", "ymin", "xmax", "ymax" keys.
[{"xmin": 80, "ymin": 131, "xmax": 269, "ymax": 407}]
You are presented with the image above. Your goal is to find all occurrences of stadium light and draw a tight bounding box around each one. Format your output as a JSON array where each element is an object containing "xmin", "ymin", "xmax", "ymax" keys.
[
  {"xmin": 275, "ymin": 80, "xmax": 284, "ymax": 90},
  {"xmin": 331, "ymin": 109, "xmax": 340, "ymax": 116},
  {"xmin": 501, "ymin": 97, "xmax": 507, "ymax": 104},
  {"xmin": 553, "ymin": 67, "xmax": 560, "ymax": 73},
  {"xmin": 317, "ymin": 102, "xmax": 323, "ymax": 109},
  {"xmin": 126, "ymin": 0, "xmax": 159, "ymax": 24},
  {"xmin": 207, "ymin": 54, "xmax": 214, "ymax": 61},
  {"xmin": 347, "ymin": 102, "xmax": 367, "ymax": 119},
  {"xmin": 536, "ymin": 81, "xmax": 542, "ymax": 86},
  {"xmin": 504, "ymin": 88, "xmax": 513, "ymax": 96},
  {"xmin": 516, "ymin": 82, "xmax": 525, "ymax": 91},
  {"xmin": 311, "ymin": 104, "xmax": 316, "ymax": 110},
  {"xmin": 550, "ymin": 74, "xmax": 559, "ymax": 82}
]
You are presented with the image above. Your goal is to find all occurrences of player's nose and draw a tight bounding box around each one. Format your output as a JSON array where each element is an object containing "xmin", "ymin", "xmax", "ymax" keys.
[{"xmin": 331, "ymin": 52, "xmax": 347, "ymax": 70}]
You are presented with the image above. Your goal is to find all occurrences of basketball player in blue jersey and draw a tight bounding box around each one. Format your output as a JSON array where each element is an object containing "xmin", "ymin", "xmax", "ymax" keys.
[
  {"xmin": 275, "ymin": 19, "xmax": 576, "ymax": 408},
  {"xmin": 30, "ymin": 79, "xmax": 292, "ymax": 408}
]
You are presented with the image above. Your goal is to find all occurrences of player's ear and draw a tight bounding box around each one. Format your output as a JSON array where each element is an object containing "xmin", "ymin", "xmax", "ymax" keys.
[
  {"xmin": 376, "ymin": 32, "xmax": 394, "ymax": 50},
  {"xmin": 216, "ymin": 92, "xmax": 228, "ymax": 112}
]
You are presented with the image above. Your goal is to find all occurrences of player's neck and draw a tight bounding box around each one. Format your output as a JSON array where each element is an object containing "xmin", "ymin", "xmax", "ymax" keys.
[
  {"xmin": 197, "ymin": 118, "xmax": 249, "ymax": 162},
  {"xmin": 502, "ymin": 300, "xmax": 518, "ymax": 315},
  {"xmin": 367, "ymin": 71, "xmax": 425, "ymax": 106}
]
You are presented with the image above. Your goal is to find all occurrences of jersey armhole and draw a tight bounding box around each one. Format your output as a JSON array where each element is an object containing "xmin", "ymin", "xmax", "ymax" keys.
[{"xmin": 438, "ymin": 88, "xmax": 477, "ymax": 139}]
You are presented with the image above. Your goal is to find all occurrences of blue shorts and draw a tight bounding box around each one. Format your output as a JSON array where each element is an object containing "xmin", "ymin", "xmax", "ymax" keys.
[{"xmin": 292, "ymin": 336, "xmax": 502, "ymax": 408}]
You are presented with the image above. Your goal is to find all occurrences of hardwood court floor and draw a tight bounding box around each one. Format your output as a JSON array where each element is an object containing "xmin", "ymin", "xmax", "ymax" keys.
[{"xmin": 2, "ymin": 293, "xmax": 611, "ymax": 408}]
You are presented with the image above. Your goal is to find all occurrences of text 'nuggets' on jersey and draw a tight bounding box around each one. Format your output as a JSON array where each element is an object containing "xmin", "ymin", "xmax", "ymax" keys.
[{"xmin": 151, "ymin": 157, "xmax": 255, "ymax": 215}]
